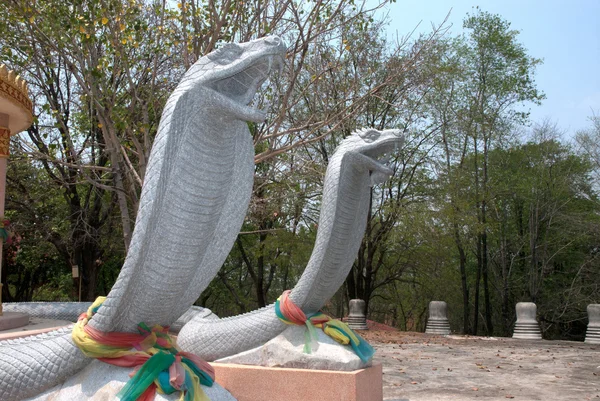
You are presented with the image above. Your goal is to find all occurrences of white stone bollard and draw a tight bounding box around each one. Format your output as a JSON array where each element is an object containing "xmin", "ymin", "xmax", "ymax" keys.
[
  {"xmin": 425, "ymin": 301, "xmax": 451, "ymax": 335},
  {"xmin": 512, "ymin": 302, "xmax": 542, "ymax": 340},
  {"xmin": 585, "ymin": 304, "xmax": 600, "ymax": 344},
  {"xmin": 346, "ymin": 299, "xmax": 368, "ymax": 330}
]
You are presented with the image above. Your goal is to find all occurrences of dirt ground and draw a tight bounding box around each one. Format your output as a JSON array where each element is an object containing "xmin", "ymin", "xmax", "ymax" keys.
[{"xmin": 360, "ymin": 330, "xmax": 600, "ymax": 401}]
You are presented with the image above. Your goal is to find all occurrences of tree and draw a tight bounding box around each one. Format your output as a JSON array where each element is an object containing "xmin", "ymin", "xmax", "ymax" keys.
[
  {"xmin": 575, "ymin": 113, "xmax": 600, "ymax": 189},
  {"xmin": 487, "ymin": 127, "xmax": 600, "ymax": 338},
  {"xmin": 0, "ymin": 0, "xmax": 183, "ymax": 299},
  {"xmin": 421, "ymin": 10, "xmax": 544, "ymax": 334},
  {"xmin": 461, "ymin": 9, "xmax": 545, "ymax": 334},
  {"xmin": 1, "ymin": 0, "xmax": 414, "ymax": 301}
]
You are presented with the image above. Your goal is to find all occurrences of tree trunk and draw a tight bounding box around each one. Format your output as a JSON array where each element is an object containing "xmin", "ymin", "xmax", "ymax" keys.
[
  {"xmin": 345, "ymin": 264, "xmax": 358, "ymax": 300},
  {"xmin": 454, "ymin": 224, "xmax": 470, "ymax": 334},
  {"xmin": 474, "ymin": 234, "xmax": 482, "ymax": 336},
  {"xmin": 473, "ymin": 135, "xmax": 481, "ymax": 336},
  {"xmin": 529, "ymin": 201, "xmax": 540, "ymax": 302},
  {"xmin": 256, "ymin": 230, "xmax": 267, "ymax": 307},
  {"xmin": 80, "ymin": 243, "xmax": 99, "ymax": 302},
  {"xmin": 499, "ymin": 204, "xmax": 511, "ymax": 336},
  {"xmin": 482, "ymin": 136, "xmax": 493, "ymax": 335},
  {"xmin": 482, "ymin": 228, "xmax": 492, "ymax": 335}
]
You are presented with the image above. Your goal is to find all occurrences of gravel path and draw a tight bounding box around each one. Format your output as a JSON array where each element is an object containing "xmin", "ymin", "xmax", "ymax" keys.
[{"xmin": 361, "ymin": 331, "xmax": 600, "ymax": 401}]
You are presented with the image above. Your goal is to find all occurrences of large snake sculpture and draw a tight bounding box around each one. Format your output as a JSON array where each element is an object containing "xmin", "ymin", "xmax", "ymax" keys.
[
  {"xmin": 0, "ymin": 36, "xmax": 286, "ymax": 401},
  {"xmin": 177, "ymin": 128, "xmax": 404, "ymax": 361}
]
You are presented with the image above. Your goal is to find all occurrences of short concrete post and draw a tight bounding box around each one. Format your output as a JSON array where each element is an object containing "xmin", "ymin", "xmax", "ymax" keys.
[
  {"xmin": 585, "ymin": 304, "xmax": 600, "ymax": 344},
  {"xmin": 346, "ymin": 299, "xmax": 368, "ymax": 330},
  {"xmin": 512, "ymin": 302, "xmax": 542, "ymax": 339},
  {"xmin": 425, "ymin": 301, "xmax": 451, "ymax": 335}
]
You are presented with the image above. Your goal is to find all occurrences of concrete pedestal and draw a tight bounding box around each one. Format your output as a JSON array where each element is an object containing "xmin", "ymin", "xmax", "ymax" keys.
[
  {"xmin": 0, "ymin": 311, "xmax": 29, "ymax": 331},
  {"xmin": 212, "ymin": 362, "xmax": 383, "ymax": 401},
  {"xmin": 425, "ymin": 301, "xmax": 451, "ymax": 335},
  {"xmin": 585, "ymin": 304, "xmax": 600, "ymax": 344},
  {"xmin": 347, "ymin": 299, "xmax": 368, "ymax": 330},
  {"xmin": 513, "ymin": 302, "xmax": 542, "ymax": 340}
]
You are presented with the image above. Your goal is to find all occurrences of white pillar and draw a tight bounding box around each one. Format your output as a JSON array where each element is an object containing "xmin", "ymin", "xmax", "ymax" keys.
[
  {"xmin": 585, "ymin": 304, "xmax": 600, "ymax": 344},
  {"xmin": 512, "ymin": 302, "xmax": 542, "ymax": 340},
  {"xmin": 346, "ymin": 299, "xmax": 368, "ymax": 330},
  {"xmin": 425, "ymin": 301, "xmax": 451, "ymax": 335}
]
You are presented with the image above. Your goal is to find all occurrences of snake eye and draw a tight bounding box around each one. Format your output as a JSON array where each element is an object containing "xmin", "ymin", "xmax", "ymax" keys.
[
  {"xmin": 358, "ymin": 129, "xmax": 381, "ymax": 143},
  {"xmin": 208, "ymin": 43, "xmax": 243, "ymax": 65}
]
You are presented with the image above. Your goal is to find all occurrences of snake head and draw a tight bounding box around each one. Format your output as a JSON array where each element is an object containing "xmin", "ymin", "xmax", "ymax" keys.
[
  {"xmin": 179, "ymin": 36, "xmax": 287, "ymax": 122},
  {"xmin": 338, "ymin": 128, "xmax": 405, "ymax": 185}
]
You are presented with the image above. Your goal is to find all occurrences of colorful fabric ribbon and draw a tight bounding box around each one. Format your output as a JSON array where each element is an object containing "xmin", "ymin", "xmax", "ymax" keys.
[
  {"xmin": 274, "ymin": 290, "xmax": 375, "ymax": 363},
  {"xmin": 72, "ymin": 297, "xmax": 214, "ymax": 401}
]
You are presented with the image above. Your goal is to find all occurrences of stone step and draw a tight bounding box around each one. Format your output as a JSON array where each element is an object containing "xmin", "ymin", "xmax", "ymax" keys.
[
  {"xmin": 347, "ymin": 299, "xmax": 369, "ymax": 330},
  {"xmin": 513, "ymin": 322, "xmax": 542, "ymax": 339},
  {"xmin": 426, "ymin": 301, "xmax": 451, "ymax": 335},
  {"xmin": 426, "ymin": 319, "xmax": 451, "ymax": 335},
  {"xmin": 585, "ymin": 327, "xmax": 600, "ymax": 344},
  {"xmin": 346, "ymin": 317, "xmax": 368, "ymax": 330}
]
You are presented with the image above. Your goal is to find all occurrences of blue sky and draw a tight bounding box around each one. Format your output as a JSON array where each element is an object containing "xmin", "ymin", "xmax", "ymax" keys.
[{"xmin": 375, "ymin": 0, "xmax": 600, "ymax": 137}]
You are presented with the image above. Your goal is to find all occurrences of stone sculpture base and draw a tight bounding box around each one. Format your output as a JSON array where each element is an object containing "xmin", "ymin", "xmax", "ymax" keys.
[
  {"xmin": 513, "ymin": 322, "xmax": 542, "ymax": 340},
  {"xmin": 346, "ymin": 316, "xmax": 368, "ymax": 330},
  {"xmin": 26, "ymin": 360, "xmax": 236, "ymax": 401},
  {"xmin": 347, "ymin": 299, "xmax": 369, "ymax": 330},
  {"xmin": 425, "ymin": 318, "xmax": 451, "ymax": 335},
  {"xmin": 217, "ymin": 325, "xmax": 369, "ymax": 371},
  {"xmin": 585, "ymin": 304, "xmax": 600, "ymax": 344},
  {"xmin": 425, "ymin": 301, "xmax": 451, "ymax": 335},
  {"xmin": 0, "ymin": 311, "xmax": 29, "ymax": 331},
  {"xmin": 513, "ymin": 302, "xmax": 542, "ymax": 340},
  {"xmin": 585, "ymin": 327, "xmax": 600, "ymax": 344},
  {"xmin": 212, "ymin": 362, "xmax": 383, "ymax": 401}
]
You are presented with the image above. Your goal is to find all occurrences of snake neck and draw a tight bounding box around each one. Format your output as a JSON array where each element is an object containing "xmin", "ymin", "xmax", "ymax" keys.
[
  {"xmin": 289, "ymin": 154, "xmax": 372, "ymax": 314},
  {"xmin": 89, "ymin": 91, "xmax": 251, "ymax": 333}
]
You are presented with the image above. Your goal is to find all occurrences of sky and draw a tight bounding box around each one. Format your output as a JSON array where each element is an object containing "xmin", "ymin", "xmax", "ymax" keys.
[{"xmin": 373, "ymin": 0, "xmax": 600, "ymax": 138}]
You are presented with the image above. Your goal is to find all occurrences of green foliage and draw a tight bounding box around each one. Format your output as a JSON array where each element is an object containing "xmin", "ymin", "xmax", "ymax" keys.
[{"xmin": 3, "ymin": 151, "xmax": 72, "ymax": 301}]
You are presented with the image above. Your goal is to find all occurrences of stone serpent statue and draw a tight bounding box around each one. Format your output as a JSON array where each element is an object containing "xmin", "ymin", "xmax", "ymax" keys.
[
  {"xmin": 2, "ymin": 302, "xmax": 96, "ymax": 323},
  {"xmin": 0, "ymin": 36, "xmax": 286, "ymax": 401},
  {"xmin": 1, "ymin": 302, "xmax": 217, "ymax": 332},
  {"xmin": 177, "ymin": 128, "xmax": 404, "ymax": 361}
]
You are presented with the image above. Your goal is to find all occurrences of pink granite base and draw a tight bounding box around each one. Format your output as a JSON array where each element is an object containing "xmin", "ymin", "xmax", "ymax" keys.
[
  {"xmin": 211, "ymin": 362, "xmax": 383, "ymax": 401},
  {"xmin": 0, "ymin": 311, "xmax": 29, "ymax": 331}
]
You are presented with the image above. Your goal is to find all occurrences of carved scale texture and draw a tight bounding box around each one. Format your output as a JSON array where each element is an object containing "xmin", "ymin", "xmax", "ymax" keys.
[
  {"xmin": 2, "ymin": 302, "xmax": 215, "ymax": 332},
  {"xmin": 177, "ymin": 139, "xmax": 374, "ymax": 361},
  {"xmin": 0, "ymin": 306, "xmax": 214, "ymax": 400},
  {"xmin": 0, "ymin": 328, "xmax": 88, "ymax": 401},
  {"xmin": 89, "ymin": 88, "xmax": 253, "ymax": 333},
  {"xmin": 3, "ymin": 303, "xmax": 93, "ymax": 323}
]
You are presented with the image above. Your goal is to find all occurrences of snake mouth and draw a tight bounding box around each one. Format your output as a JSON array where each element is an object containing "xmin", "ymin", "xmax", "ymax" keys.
[
  {"xmin": 361, "ymin": 133, "xmax": 403, "ymax": 175},
  {"xmin": 208, "ymin": 55, "xmax": 283, "ymax": 120},
  {"xmin": 371, "ymin": 155, "xmax": 394, "ymax": 174}
]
